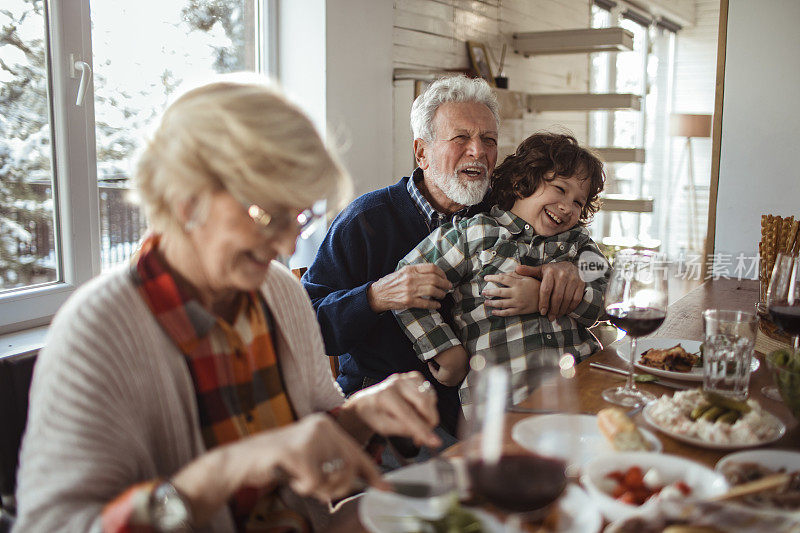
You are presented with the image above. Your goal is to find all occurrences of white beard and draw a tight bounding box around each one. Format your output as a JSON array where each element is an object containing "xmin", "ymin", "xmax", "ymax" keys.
[{"xmin": 429, "ymin": 162, "xmax": 490, "ymax": 207}]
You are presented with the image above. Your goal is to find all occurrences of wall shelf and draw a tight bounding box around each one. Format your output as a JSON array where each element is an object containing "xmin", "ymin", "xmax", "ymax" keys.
[
  {"xmin": 592, "ymin": 148, "xmax": 646, "ymax": 163},
  {"xmin": 513, "ymin": 28, "xmax": 634, "ymax": 56},
  {"xmin": 526, "ymin": 93, "xmax": 641, "ymax": 112}
]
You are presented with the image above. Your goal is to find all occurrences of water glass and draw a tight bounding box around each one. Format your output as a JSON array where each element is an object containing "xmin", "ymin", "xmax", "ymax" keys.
[{"xmin": 701, "ymin": 309, "xmax": 757, "ymax": 400}]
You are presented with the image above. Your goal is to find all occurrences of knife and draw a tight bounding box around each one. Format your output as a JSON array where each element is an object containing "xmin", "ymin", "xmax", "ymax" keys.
[{"xmin": 589, "ymin": 362, "xmax": 691, "ymax": 390}]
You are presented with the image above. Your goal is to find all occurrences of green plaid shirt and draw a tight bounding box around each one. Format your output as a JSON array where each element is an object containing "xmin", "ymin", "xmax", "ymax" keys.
[{"xmin": 393, "ymin": 206, "xmax": 609, "ymax": 404}]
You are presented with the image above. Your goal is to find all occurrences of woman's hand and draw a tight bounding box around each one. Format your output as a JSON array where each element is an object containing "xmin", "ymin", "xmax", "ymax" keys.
[
  {"xmin": 172, "ymin": 414, "xmax": 386, "ymax": 526},
  {"xmin": 341, "ymin": 372, "xmax": 442, "ymax": 449},
  {"xmin": 482, "ymin": 272, "xmax": 541, "ymax": 316}
]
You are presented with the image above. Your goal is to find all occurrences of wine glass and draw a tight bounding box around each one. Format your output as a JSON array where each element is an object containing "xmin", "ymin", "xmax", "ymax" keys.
[
  {"xmin": 459, "ymin": 353, "xmax": 567, "ymax": 526},
  {"xmin": 765, "ymin": 253, "xmax": 800, "ymax": 395},
  {"xmin": 602, "ymin": 250, "xmax": 668, "ymax": 408}
]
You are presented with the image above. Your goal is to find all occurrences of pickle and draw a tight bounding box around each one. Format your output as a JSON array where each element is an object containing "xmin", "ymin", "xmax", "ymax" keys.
[
  {"xmin": 690, "ymin": 403, "xmax": 712, "ymax": 421},
  {"xmin": 700, "ymin": 406, "xmax": 725, "ymax": 422},
  {"xmin": 703, "ymin": 391, "xmax": 751, "ymax": 414},
  {"xmin": 717, "ymin": 410, "xmax": 739, "ymax": 425}
]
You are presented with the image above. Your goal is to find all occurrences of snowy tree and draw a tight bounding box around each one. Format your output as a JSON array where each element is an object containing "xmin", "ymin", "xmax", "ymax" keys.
[
  {"xmin": 1, "ymin": 0, "xmax": 248, "ymax": 288},
  {"xmin": 0, "ymin": 0, "xmax": 54, "ymax": 288}
]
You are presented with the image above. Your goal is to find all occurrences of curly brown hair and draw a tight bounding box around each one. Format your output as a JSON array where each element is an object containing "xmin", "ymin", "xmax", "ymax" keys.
[{"xmin": 489, "ymin": 133, "xmax": 605, "ymax": 225}]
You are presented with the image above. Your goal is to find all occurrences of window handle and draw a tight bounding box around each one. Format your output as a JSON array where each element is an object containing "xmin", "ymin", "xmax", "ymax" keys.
[{"xmin": 69, "ymin": 54, "xmax": 92, "ymax": 106}]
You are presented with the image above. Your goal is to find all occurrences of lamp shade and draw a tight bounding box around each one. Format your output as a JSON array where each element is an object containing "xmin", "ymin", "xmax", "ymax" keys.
[{"xmin": 669, "ymin": 113, "xmax": 712, "ymax": 138}]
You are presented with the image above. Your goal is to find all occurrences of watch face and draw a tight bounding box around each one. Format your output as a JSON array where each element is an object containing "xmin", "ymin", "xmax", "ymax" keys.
[{"xmin": 152, "ymin": 482, "xmax": 192, "ymax": 532}]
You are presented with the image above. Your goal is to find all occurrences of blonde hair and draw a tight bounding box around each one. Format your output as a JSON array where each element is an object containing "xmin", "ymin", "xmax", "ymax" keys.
[{"xmin": 135, "ymin": 75, "xmax": 351, "ymax": 234}]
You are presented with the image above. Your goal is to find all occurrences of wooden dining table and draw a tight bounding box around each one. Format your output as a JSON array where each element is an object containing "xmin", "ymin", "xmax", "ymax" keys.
[{"xmin": 329, "ymin": 278, "xmax": 800, "ymax": 531}]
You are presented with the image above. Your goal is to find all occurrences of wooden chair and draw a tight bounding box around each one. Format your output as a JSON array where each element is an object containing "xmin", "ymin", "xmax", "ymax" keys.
[
  {"xmin": 0, "ymin": 350, "xmax": 37, "ymax": 526},
  {"xmin": 291, "ymin": 267, "xmax": 340, "ymax": 380}
]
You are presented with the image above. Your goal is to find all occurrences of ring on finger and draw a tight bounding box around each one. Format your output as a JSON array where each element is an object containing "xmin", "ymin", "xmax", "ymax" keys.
[
  {"xmin": 321, "ymin": 457, "xmax": 345, "ymax": 475},
  {"xmin": 417, "ymin": 380, "xmax": 433, "ymax": 395}
]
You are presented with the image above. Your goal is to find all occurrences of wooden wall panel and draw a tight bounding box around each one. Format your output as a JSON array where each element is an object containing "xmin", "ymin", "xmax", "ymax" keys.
[{"xmin": 392, "ymin": 0, "xmax": 596, "ymax": 177}]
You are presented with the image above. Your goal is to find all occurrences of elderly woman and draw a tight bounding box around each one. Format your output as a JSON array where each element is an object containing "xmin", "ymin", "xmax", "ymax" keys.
[{"xmin": 14, "ymin": 78, "xmax": 441, "ymax": 532}]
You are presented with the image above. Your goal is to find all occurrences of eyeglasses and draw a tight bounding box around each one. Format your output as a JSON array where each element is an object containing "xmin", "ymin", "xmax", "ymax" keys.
[{"xmin": 246, "ymin": 203, "xmax": 323, "ymax": 240}]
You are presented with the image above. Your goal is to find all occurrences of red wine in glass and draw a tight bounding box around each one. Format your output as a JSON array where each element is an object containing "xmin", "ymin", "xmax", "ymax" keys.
[
  {"xmin": 606, "ymin": 305, "xmax": 667, "ymax": 337},
  {"xmin": 467, "ymin": 453, "xmax": 567, "ymax": 513},
  {"xmin": 767, "ymin": 306, "xmax": 800, "ymax": 337},
  {"xmin": 602, "ymin": 250, "xmax": 668, "ymax": 408}
]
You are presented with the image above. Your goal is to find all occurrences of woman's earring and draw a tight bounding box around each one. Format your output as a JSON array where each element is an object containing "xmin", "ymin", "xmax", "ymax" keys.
[{"xmin": 184, "ymin": 219, "xmax": 197, "ymax": 233}]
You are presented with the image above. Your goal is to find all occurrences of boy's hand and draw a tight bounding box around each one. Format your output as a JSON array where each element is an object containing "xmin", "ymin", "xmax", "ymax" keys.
[
  {"xmin": 515, "ymin": 263, "xmax": 584, "ymax": 321},
  {"xmin": 428, "ymin": 346, "xmax": 469, "ymax": 386},
  {"xmin": 482, "ymin": 272, "xmax": 541, "ymax": 316}
]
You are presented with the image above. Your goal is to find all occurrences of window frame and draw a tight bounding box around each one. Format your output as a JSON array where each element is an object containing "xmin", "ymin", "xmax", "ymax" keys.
[
  {"xmin": 0, "ymin": 0, "xmax": 101, "ymax": 335},
  {"xmin": 1, "ymin": 0, "xmax": 279, "ymax": 336}
]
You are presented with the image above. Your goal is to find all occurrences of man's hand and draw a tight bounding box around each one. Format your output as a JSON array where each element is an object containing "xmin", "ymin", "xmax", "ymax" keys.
[
  {"xmin": 367, "ymin": 264, "xmax": 452, "ymax": 313},
  {"xmin": 481, "ymin": 272, "xmax": 541, "ymax": 316},
  {"xmin": 515, "ymin": 263, "xmax": 584, "ymax": 321},
  {"xmin": 427, "ymin": 345, "xmax": 469, "ymax": 386}
]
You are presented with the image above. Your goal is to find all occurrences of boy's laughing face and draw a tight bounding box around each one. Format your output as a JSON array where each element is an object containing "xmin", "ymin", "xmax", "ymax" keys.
[{"xmin": 510, "ymin": 173, "xmax": 590, "ymax": 236}]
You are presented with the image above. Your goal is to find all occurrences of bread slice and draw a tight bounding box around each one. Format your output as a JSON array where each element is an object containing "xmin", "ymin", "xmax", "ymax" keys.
[{"xmin": 597, "ymin": 407, "xmax": 651, "ymax": 451}]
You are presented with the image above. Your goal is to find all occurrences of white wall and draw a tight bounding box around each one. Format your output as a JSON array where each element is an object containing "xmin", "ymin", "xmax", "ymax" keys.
[
  {"xmin": 277, "ymin": 0, "xmax": 393, "ymax": 199},
  {"xmin": 392, "ymin": 0, "xmax": 594, "ymax": 181},
  {"xmin": 714, "ymin": 0, "xmax": 800, "ymax": 266}
]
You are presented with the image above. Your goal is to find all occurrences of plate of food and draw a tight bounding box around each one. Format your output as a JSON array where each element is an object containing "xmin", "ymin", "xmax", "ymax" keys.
[
  {"xmin": 642, "ymin": 389, "xmax": 786, "ymax": 450},
  {"xmin": 715, "ymin": 449, "xmax": 800, "ymax": 516},
  {"xmin": 616, "ymin": 338, "xmax": 759, "ymax": 381},
  {"xmin": 358, "ymin": 461, "xmax": 601, "ymax": 533},
  {"xmin": 512, "ymin": 412, "xmax": 662, "ymax": 470}
]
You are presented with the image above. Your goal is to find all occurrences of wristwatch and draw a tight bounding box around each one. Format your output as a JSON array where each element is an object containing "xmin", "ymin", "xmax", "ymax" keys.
[{"xmin": 150, "ymin": 480, "xmax": 194, "ymax": 532}]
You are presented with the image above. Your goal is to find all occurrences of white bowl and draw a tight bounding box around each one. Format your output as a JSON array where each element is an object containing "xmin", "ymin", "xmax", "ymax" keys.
[
  {"xmin": 581, "ymin": 451, "xmax": 729, "ymax": 523},
  {"xmin": 716, "ymin": 449, "xmax": 800, "ymax": 475}
]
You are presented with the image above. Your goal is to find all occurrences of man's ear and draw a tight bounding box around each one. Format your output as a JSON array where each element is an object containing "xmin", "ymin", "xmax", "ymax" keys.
[{"xmin": 413, "ymin": 138, "xmax": 430, "ymax": 170}]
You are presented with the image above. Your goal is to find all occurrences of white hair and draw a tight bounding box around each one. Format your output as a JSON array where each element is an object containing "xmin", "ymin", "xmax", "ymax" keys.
[
  {"xmin": 410, "ymin": 76, "xmax": 500, "ymax": 142},
  {"xmin": 135, "ymin": 75, "xmax": 351, "ymax": 235}
]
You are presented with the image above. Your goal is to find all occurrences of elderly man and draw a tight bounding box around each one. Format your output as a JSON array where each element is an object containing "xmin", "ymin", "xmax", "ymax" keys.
[{"xmin": 303, "ymin": 76, "xmax": 585, "ymax": 439}]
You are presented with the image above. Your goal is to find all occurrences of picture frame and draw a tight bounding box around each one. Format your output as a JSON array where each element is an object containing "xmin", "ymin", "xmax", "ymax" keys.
[{"xmin": 467, "ymin": 41, "xmax": 496, "ymax": 87}]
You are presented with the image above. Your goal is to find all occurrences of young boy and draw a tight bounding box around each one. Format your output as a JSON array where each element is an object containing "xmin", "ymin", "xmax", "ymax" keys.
[{"xmin": 393, "ymin": 133, "xmax": 610, "ymax": 404}]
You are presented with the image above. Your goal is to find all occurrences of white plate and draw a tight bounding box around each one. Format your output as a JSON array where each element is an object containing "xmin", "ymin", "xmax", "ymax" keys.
[
  {"xmin": 642, "ymin": 401, "xmax": 786, "ymax": 450},
  {"xmin": 581, "ymin": 451, "xmax": 728, "ymax": 523},
  {"xmin": 511, "ymin": 414, "xmax": 662, "ymax": 470},
  {"xmin": 358, "ymin": 462, "xmax": 601, "ymax": 533},
  {"xmin": 616, "ymin": 338, "xmax": 760, "ymax": 382}
]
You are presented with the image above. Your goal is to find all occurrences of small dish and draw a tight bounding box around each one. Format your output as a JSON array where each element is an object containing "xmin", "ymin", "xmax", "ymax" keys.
[
  {"xmin": 511, "ymin": 414, "xmax": 662, "ymax": 470},
  {"xmin": 716, "ymin": 449, "xmax": 800, "ymax": 475},
  {"xmin": 581, "ymin": 451, "xmax": 728, "ymax": 523}
]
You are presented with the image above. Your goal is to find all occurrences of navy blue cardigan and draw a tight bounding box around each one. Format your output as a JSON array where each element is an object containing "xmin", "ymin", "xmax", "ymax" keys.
[{"xmin": 303, "ymin": 175, "xmax": 488, "ymax": 434}]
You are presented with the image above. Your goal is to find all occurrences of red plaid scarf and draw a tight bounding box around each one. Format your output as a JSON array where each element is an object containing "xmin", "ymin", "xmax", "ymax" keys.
[{"xmin": 130, "ymin": 235, "xmax": 306, "ymax": 532}]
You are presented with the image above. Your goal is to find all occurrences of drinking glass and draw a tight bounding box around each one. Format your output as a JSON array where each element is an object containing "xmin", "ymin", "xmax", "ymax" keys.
[
  {"xmin": 602, "ymin": 250, "xmax": 668, "ymax": 407},
  {"xmin": 702, "ymin": 309, "xmax": 757, "ymax": 400},
  {"xmin": 766, "ymin": 252, "xmax": 800, "ymax": 361}
]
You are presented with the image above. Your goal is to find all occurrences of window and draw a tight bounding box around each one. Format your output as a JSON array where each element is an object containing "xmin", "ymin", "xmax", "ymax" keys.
[
  {"xmin": 0, "ymin": 0, "xmax": 264, "ymax": 334},
  {"xmin": 589, "ymin": 3, "xmax": 678, "ymax": 256}
]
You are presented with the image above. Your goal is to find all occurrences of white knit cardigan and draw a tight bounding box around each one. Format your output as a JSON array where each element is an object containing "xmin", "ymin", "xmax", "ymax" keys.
[{"xmin": 14, "ymin": 262, "xmax": 345, "ymax": 532}]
